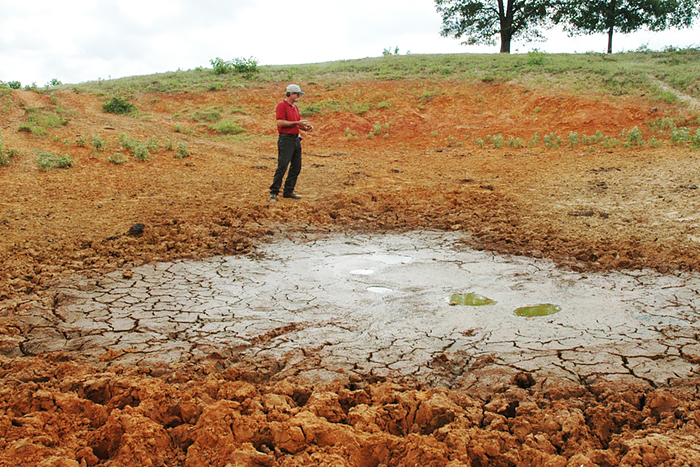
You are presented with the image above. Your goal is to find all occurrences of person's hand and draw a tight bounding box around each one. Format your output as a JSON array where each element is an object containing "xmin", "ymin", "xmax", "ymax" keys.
[{"xmin": 299, "ymin": 120, "xmax": 313, "ymax": 132}]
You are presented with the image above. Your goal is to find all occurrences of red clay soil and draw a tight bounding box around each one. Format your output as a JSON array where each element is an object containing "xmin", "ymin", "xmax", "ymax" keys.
[{"xmin": 1, "ymin": 79, "xmax": 700, "ymax": 466}]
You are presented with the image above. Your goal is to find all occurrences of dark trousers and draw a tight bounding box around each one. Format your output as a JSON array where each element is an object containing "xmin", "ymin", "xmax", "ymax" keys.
[{"xmin": 270, "ymin": 134, "xmax": 302, "ymax": 196}]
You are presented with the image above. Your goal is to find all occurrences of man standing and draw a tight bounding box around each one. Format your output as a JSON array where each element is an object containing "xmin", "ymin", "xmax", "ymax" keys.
[{"xmin": 269, "ymin": 84, "xmax": 313, "ymax": 202}]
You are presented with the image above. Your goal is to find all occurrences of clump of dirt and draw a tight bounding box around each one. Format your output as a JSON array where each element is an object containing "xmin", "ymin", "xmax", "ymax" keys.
[
  {"xmin": 1, "ymin": 355, "xmax": 699, "ymax": 466},
  {"xmin": 1, "ymin": 78, "xmax": 700, "ymax": 465}
]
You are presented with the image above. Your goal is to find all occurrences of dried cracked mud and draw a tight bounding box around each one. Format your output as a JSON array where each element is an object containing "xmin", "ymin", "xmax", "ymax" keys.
[{"xmin": 2, "ymin": 78, "xmax": 700, "ymax": 466}]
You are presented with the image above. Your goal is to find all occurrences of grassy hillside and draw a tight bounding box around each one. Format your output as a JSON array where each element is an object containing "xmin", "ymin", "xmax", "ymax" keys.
[{"xmin": 10, "ymin": 48, "xmax": 698, "ymax": 103}]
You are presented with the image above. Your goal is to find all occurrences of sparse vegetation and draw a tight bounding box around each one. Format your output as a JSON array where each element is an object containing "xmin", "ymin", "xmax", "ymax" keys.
[
  {"xmin": 36, "ymin": 150, "xmax": 74, "ymax": 170},
  {"xmin": 210, "ymin": 57, "xmax": 259, "ymax": 74},
  {"xmin": 211, "ymin": 120, "xmax": 244, "ymax": 135},
  {"xmin": 91, "ymin": 134, "xmax": 107, "ymax": 152},
  {"xmin": 107, "ymin": 153, "xmax": 127, "ymax": 164},
  {"xmin": 103, "ymin": 97, "xmax": 137, "ymax": 115},
  {"xmin": 65, "ymin": 48, "xmax": 700, "ymax": 102},
  {"xmin": 176, "ymin": 142, "xmax": 190, "ymax": 159}
]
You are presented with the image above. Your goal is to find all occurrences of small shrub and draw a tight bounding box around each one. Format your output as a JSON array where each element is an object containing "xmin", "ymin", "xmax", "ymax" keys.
[
  {"xmin": 103, "ymin": 97, "xmax": 137, "ymax": 114},
  {"xmin": 377, "ymin": 102, "xmax": 391, "ymax": 109},
  {"xmin": 529, "ymin": 133, "xmax": 540, "ymax": 147},
  {"xmin": 582, "ymin": 131, "xmax": 605, "ymax": 145},
  {"xmin": 349, "ymin": 103, "xmax": 371, "ymax": 115},
  {"xmin": 176, "ymin": 142, "xmax": 190, "ymax": 159},
  {"xmin": 132, "ymin": 144, "xmax": 150, "ymax": 161},
  {"xmin": 691, "ymin": 129, "xmax": 700, "ymax": 149},
  {"xmin": 8, "ymin": 81, "xmax": 21, "ymax": 90},
  {"xmin": 345, "ymin": 127, "xmax": 357, "ymax": 140},
  {"xmin": 491, "ymin": 134, "xmax": 504, "ymax": 148},
  {"xmin": 568, "ymin": 132, "xmax": 580, "ymax": 148},
  {"xmin": 211, "ymin": 120, "xmax": 244, "ymax": 135},
  {"xmin": 601, "ymin": 137, "xmax": 621, "ymax": 148},
  {"xmin": 0, "ymin": 138, "xmax": 7, "ymax": 166},
  {"xmin": 210, "ymin": 57, "xmax": 258, "ymax": 74},
  {"xmin": 543, "ymin": 133, "xmax": 562, "ymax": 148},
  {"xmin": 670, "ymin": 127, "xmax": 691, "ymax": 146},
  {"xmin": 508, "ymin": 137, "xmax": 523, "ymax": 148},
  {"xmin": 192, "ymin": 108, "xmax": 221, "ymax": 122},
  {"xmin": 36, "ymin": 150, "xmax": 74, "ymax": 170},
  {"xmin": 118, "ymin": 133, "xmax": 138, "ymax": 151},
  {"xmin": 165, "ymin": 138, "xmax": 174, "ymax": 150},
  {"xmin": 47, "ymin": 78, "xmax": 62, "ymax": 86},
  {"xmin": 231, "ymin": 56, "xmax": 258, "ymax": 73},
  {"xmin": 527, "ymin": 50, "xmax": 545, "ymax": 66},
  {"xmin": 649, "ymin": 137, "xmax": 663, "ymax": 148},
  {"xmin": 211, "ymin": 57, "xmax": 233, "ymax": 74},
  {"xmin": 174, "ymin": 123, "xmax": 182, "ymax": 133},
  {"xmin": 624, "ymin": 126, "xmax": 644, "ymax": 147},
  {"xmin": 147, "ymin": 136, "xmax": 160, "ymax": 152},
  {"xmin": 91, "ymin": 134, "xmax": 106, "ymax": 152},
  {"xmin": 367, "ymin": 122, "xmax": 390, "ymax": 138},
  {"xmin": 476, "ymin": 138, "xmax": 485, "ymax": 148},
  {"xmin": 75, "ymin": 135, "xmax": 87, "ymax": 147},
  {"xmin": 107, "ymin": 153, "xmax": 127, "ymax": 164}
]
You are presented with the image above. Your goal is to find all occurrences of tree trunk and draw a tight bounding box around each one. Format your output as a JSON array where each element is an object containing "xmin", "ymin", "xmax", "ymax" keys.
[
  {"xmin": 498, "ymin": 0, "xmax": 512, "ymax": 53},
  {"xmin": 500, "ymin": 32, "xmax": 512, "ymax": 53},
  {"xmin": 606, "ymin": 0, "xmax": 617, "ymax": 53}
]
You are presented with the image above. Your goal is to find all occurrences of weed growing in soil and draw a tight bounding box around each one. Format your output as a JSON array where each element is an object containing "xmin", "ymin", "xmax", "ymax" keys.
[
  {"xmin": 91, "ymin": 134, "xmax": 106, "ymax": 152},
  {"xmin": 211, "ymin": 120, "xmax": 244, "ymax": 135},
  {"xmin": 36, "ymin": 150, "xmax": 73, "ymax": 170},
  {"xmin": 0, "ymin": 137, "xmax": 12, "ymax": 166},
  {"xmin": 507, "ymin": 137, "xmax": 523, "ymax": 148},
  {"xmin": 107, "ymin": 153, "xmax": 127, "ymax": 164},
  {"xmin": 210, "ymin": 57, "xmax": 258, "ymax": 74},
  {"xmin": 176, "ymin": 142, "xmax": 190, "ymax": 158},
  {"xmin": 192, "ymin": 108, "xmax": 222, "ymax": 122},
  {"xmin": 568, "ymin": 132, "xmax": 580, "ymax": 148},
  {"xmin": 132, "ymin": 144, "xmax": 150, "ymax": 161},
  {"xmin": 544, "ymin": 133, "xmax": 562, "ymax": 148},
  {"xmin": 623, "ymin": 126, "xmax": 645, "ymax": 147},
  {"xmin": 147, "ymin": 136, "xmax": 160, "ymax": 152},
  {"xmin": 165, "ymin": 139, "xmax": 174, "ymax": 150},
  {"xmin": 103, "ymin": 97, "xmax": 137, "ymax": 115}
]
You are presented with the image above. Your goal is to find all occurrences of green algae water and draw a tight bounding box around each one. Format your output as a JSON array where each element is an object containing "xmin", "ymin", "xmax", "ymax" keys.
[
  {"xmin": 514, "ymin": 304, "xmax": 562, "ymax": 317},
  {"xmin": 449, "ymin": 293, "xmax": 497, "ymax": 306}
]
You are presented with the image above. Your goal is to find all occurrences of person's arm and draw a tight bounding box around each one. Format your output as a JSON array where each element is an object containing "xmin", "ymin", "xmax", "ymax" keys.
[{"xmin": 277, "ymin": 118, "xmax": 313, "ymax": 132}]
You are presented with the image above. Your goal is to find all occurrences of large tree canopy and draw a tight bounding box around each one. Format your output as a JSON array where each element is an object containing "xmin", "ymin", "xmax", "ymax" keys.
[
  {"xmin": 435, "ymin": 0, "xmax": 552, "ymax": 53},
  {"xmin": 553, "ymin": 0, "xmax": 699, "ymax": 53}
]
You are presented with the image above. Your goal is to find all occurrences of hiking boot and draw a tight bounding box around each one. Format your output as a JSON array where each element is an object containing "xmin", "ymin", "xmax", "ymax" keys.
[
  {"xmin": 269, "ymin": 194, "xmax": 278, "ymax": 202},
  {"xmin": 283, "ymin": 193, "xmax": 302, "ymax": 200}
]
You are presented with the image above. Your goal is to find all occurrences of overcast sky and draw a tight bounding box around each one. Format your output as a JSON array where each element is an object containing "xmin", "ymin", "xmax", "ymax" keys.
[{"xmin": 1, "ymin": 0, "xmax": 698, "ymax": 86}]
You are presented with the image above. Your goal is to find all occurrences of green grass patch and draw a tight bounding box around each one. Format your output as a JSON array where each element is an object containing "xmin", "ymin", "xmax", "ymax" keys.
[
  {"xmin": 192, "ymin": 107, "xmax": 222, "ymax": 122},
  {"xmin": 211, "ymin": 119, "xmax": 244, "ymax": 135},
  {"xmin": 36, "ymin": 150, "xmax": 74, "ymax": 170}
]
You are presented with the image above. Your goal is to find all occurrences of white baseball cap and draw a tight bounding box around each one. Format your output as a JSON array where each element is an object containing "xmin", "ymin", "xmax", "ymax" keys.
[{"xmin": 286, "ymin": 84, "xmax": 305, "ymax": 95}]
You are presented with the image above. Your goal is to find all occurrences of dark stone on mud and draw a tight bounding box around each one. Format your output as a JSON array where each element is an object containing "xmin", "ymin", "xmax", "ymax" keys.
[
  {"xmin": 569, "ymin": 210, "xmax": 596, "ymax": 217},
  {"xmin": 128, "ymin": 223, "xmax": 145, "ymax": 237},
  {"xmin": 514, "ymin": 372, "xmax": 536, "ymax": 389}
]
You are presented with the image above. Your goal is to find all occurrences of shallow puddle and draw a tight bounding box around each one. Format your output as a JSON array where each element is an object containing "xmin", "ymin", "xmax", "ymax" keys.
[
  {"xmin": 514, "ymin": 304, "xmax": 562, "ymax": 317},
  {"xmin": 18, "ymin": 231, "xmax": 700, "ymax": 385},
  {"xmin": 449, "ymin": 293, "xmax": 497, "ymax": 306}
]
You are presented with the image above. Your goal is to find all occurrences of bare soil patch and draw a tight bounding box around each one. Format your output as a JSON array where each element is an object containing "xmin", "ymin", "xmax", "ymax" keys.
[{"xmin": 1, "ymin": 79, "xmax": 699, "ymax": 465}]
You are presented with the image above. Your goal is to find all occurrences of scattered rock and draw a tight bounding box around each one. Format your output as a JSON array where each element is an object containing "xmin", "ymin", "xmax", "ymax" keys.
[{"xmin": 128, "ymin": 223, "xmax": 145, "ymax": 237}]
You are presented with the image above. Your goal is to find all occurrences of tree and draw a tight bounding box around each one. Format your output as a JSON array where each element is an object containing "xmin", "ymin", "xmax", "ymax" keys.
[
  {"xmin": 553, "ymin": 0, "xmax": 699, "ymax": 53},
  {"xmin": 435, "ymin": 0, "xmax": 553, "ymax": 53}
]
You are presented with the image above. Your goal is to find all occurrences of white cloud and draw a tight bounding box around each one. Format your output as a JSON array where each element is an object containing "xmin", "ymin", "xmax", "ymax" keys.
[{"xmin": 0, "ymin": 0, "xmax": 698, "ymax": 86}]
